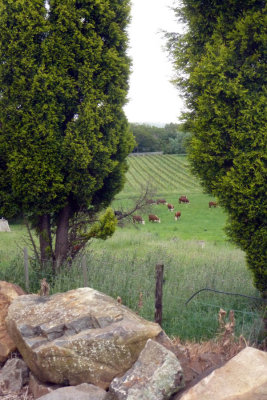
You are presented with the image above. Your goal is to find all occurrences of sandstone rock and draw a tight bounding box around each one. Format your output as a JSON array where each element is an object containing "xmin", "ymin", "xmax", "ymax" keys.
[
  {"xmin": 0, "ymin": 281, "xmax": 25, "ymax": 362},
  {"xmin": 0, "ymin": 358, "xmax": 29, "ymax": 392},
  {"xmin": 178, "ymin": 347, "xmax": 267, "ymax": 400},
  {"xmin": 106, "ymin": 339, "xmax": 184, "ymax": 400},
  {"xmin": 37, "ymin": 383, "xmax": 106, "ymax": 400},
  {"xmin": 6, "ymin": 287, "xmax": 162, "ymax": 389},
  {"xmin": 29, "ymin": 373, "xmax": 61, "ymax": 399}
]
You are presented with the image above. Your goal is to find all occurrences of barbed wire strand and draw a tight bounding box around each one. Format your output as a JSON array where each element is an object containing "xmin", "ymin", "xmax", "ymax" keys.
[{"xmin": 185, "ymin": 288, "xmax": 266, "ymax": 306}]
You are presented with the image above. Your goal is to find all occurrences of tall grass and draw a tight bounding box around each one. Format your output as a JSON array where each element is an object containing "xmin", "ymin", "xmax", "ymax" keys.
[{"xmin": 1, "ymin": 230, "xmax": 262, "ymax": 342}]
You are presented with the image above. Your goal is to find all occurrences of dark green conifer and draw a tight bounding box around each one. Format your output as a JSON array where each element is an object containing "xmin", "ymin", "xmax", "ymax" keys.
[
  {"xmin": 0, "ymin": 0, "xmax": 134, "ymax": 270},
  {"xmin": 168, "ymin": 1, "xmax": 267, "ymax": 296}
]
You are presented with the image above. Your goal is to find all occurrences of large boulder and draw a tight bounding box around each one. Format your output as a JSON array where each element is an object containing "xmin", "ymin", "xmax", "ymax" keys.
[
  {"xmin": 178, "ymin": 346, "xmax": 267, "ymax": 400},
  {"xmin": 106, "ymin": 339, "xmax": 184, "ymax": 400},
  {"xmin": 6, "ymin": 287, "xmax": 162, "ymax": 389},
  {"xmin": 0, "ymin": 281, "xmax": 25, "ymax": 362}
]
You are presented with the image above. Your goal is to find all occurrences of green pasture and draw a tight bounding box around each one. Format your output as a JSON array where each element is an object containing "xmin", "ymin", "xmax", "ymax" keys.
[
  {"xmin": 113, "ymin": 154, "xmax": 227, "ymax": 244},
  {"xmin": 0, "ymin": 221, "xmax": 27, "ymax": 266},
  {"xmin": 0, "ymin": 154, "xmax": 264, "ymax": 342},
  {"xmin": 113, "ymin": 192, "xmax": 227, "ymax": 244}
]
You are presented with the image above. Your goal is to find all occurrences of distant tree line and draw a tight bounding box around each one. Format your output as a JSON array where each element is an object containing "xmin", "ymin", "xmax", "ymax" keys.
[{"xmin": 130, "ymin": 123, "xmax": 190, "ymax": 154}]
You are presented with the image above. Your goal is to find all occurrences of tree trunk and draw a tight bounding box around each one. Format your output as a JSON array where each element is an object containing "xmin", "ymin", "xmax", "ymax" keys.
[
  {"xmin": 38, "ymin": 214, "xmax": 52, "ymax": 270},
  {"xmin": 54, "ymin": 203, "xmax": 71, "ymax": 271}
]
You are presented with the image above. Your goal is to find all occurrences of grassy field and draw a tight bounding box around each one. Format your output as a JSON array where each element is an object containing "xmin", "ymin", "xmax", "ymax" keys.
[
  {"xmin": 0, "ymin": 154, "xmax": 264, "ymax": 342},
  {"xmin": 113, "ymin": 154, "xmax": 227, "ymax": 244},
  {"xmin": 124, "ymin": 154, "xmax": 201, "ymax": 195},
  {"xmin": 113, "ymin": 192, "xmax": 227, "ymax": 244}
]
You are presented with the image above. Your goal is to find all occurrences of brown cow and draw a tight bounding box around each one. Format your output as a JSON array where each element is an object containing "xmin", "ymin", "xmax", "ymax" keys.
[
  {"xmin": 146, "ymin": 199, "xmax": 156, "ymax": 204},
  {"xmin": 133, "ymin": 215, "xmax": 145, "ymax": 224},
  {"xmin": 174, "ymin": 211, "xmax": 181, "ymax": 221},
  {"xmin": 209, "ymin": 201, "xmax": 217, "ymax": 208},
  {"xmin": 156, "ymin": 199, "xmax": 167, "ymax": 205},
  {"xmin": 167, "ymin": 203, "xmax": 174, "ymax": 211},
  {"xmin": 149, "ymin": 214, "xmax": 161, "ymax": 223},
  {"xmin": 179, "ymin": 195, "xmax": 189, "ymax": 204}
]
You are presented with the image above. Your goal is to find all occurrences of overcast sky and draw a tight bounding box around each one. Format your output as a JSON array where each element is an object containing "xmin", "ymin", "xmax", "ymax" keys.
[{"xmin": 124, "ymin": 0, "xmax": 185, "ymax": 126}]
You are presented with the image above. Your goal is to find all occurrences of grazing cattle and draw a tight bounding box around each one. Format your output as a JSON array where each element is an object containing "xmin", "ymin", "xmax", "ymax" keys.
[
  {"xmin": 148, "ymin": 214, "xmax": 161, "ymax": 223},
  {"xmin": 179, "ymin": 195, "xmax": 189, "ymax": 204},
  {"xmin": 167, "ymin": 203, "xmax": 174, "ymax": 211},
  {"xmin": 156, "ymin": 199, "xmax": 167, "ymax": 205},
  {"xmin": 209, "ymin": 201, "xmax": 217, "ymax": 208},
  {"xmin": 174, "ymin": 211, "xmax": 181, "ymax": 221},
  {"xmin": 133, "ymin": 215, "xmax": 145, "ymax": 224},
  {"xmin": 146, "ymin": 199, "xmax": 156, "ymax": 205}
]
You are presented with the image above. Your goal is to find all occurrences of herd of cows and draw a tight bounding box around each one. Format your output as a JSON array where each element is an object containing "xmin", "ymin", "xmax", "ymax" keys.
[
  {"xmin": 130, "ymin": 196, "xmax": 217, "ymax": 225},
  {"xmin": 114, "ymin": 196, "xmax": 217, "ymax": 225}
]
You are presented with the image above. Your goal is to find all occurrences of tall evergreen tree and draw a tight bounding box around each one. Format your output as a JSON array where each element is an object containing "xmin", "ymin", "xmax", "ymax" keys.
[
  {"xmin": 0, "ymin": 0, "xmax": 134, "ymax": 270},
  {"xmin": 168, "ymin": 1, "xmax": 267, "ymax": 296}
]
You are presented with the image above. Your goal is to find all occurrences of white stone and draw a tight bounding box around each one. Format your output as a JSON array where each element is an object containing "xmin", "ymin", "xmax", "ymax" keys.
[{"xmin": 0, "ymin": 218, "xmax": 10, "ymax": 232}]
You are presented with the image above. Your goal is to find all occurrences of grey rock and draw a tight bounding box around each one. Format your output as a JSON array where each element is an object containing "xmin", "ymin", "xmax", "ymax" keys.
[
  {"xmin": 106, "ymin": 339, "xmax": 184, "ymax": 400},
  {"xmin": 0, "ymin": 358, "xmax": 29, "ymax": 392}
]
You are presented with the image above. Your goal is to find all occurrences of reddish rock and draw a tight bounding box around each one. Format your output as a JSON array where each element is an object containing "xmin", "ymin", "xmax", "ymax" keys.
[
  {"xmin": 29, "ymin": 374, "xmax": 61, "ymax": 399},
  {"xmin": 0, "ymin": 281, "xmax": 25, "ymax": 362}
]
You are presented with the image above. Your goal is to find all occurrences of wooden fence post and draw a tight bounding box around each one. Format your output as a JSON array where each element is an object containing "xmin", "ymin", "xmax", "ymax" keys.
[
  {"xmin": 155, "ymin": 263, "xmax": 164, "ymax": 326},
  {"xmin": 24, "ymin": 247, "xmax": 29, "ymax": 292},
  {"xmin": 82, "ymin": 255, "xmax": 88, "ymax": 287}
]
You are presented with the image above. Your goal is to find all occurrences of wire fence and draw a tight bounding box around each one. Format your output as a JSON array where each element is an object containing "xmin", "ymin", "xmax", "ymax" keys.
[{"xmin": 15, "ymin": 248, "xmax": 265, "ymax": 343}]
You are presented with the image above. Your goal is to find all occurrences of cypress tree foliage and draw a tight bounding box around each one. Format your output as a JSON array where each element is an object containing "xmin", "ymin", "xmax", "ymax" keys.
[
  {"xmin": 0, "ymin": 0, "xmax": 134, "ymax": 271},
  {"xmin": 168, "ymin": 1, "xmax": 267, "ymax": 296}
]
